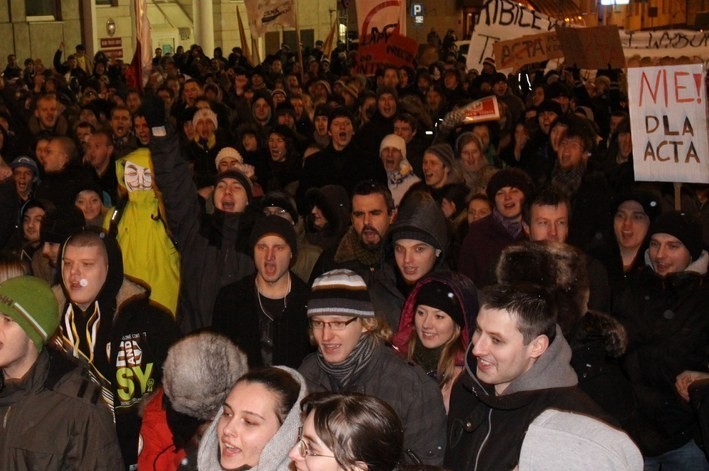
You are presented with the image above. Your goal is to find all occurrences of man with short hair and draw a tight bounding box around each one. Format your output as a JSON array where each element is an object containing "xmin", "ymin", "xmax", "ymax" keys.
[
  {"xmin": 298, "ymin": 107, "xmax": 385, "ymax": 200},
  {"xmin": 85, "ymin": 130, "xmax": 118, "ymax": 204},
  {"xmin": 9, "ymin": 156, "xmax": 38, "ymax": 202},
  {"xmin": 212, "ymin": 215, "xmax": 311, "ymax": 368},
  {"xmin": 355, "ymin": 87, "xmax": 398, "ymax": 155},
  {"xmin": 446, "ymin": 283, "xmax": 608, "ymax": 470},
  {"xmin": 29, "ymin": 93, "xmax": 69, "ymax": 136},
  {"xmin": 0, "ymin": 275, "xmax": 123, "ymax": 469},
  {"xmin": 310, "ymin": 180, "xmax": 402, "ymax": 329},
  {"xmin": 110, "ymin": 105, "xmax": 138, "ymax": 157},
  {"xmin": 55, "ymin": 229, "xmax": 180, "ymax": 468},
  {"xmin": 35, "ymin": 136, "xmax": 95, "ymax": 208},
  {"xmin": 393, "ymin": 112, "xmax": 426, "ymax": 179}
]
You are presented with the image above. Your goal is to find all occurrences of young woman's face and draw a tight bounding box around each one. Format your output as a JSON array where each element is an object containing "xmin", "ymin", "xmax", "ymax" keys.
[
  {"xmin": 289, "ymin": 411, "xmax": 339, "ymax": 471},
  {"xmin": 415, "ymin": 304, "xmax": 457, "ymax": 349},
  {"xmin": 75, "ymin": 190, "xmax": 104, "ymax": 221},
  {"xmin": 217, "ymin": 382, "xmax": 282, "ymax": 470}
]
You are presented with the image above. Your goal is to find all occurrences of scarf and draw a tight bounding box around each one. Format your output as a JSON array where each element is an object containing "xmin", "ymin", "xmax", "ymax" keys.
[
  {"xmin": 335, "ymin": 226, "xmax": 381, "ymax": 267},
  {"xmin": 413, "ymin": 336, "xmax": 444, "ymax": 377},
  {"xmin": 552, "ymin": 164, "xmax": 586, "ymax": 197},
  {"xmin": 493, "ymin": 209, "xmax": 523, "ymax": 239},
  {"xmin": 316, "ymin": 334, "xmax": 378, "ymax": 390}
]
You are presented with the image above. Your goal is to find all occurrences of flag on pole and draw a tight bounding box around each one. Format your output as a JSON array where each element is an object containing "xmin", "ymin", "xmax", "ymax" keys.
[
  {"xmin": 236, "ymin": 5, "xmax": 254, "ymax": 67},
  {"xmin": 127, "ymin": 0, "xmax": 152, "ymax": 88},
  {"xmin": 244, "ymin": 0, "xmax": 296, "ymax": 39},
  {"xmin": 322, "ymin": 16, "xmax": 338, "ymax": 59}
]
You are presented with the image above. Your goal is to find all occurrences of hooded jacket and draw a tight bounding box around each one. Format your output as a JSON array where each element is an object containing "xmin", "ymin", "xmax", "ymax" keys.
[
  {"xmin": 53, "ymin": 230, "xmax": 181, "ymax": 468},
  {"xmin": 149, "ymin": 126, "xmax": 255, "ymax": 332},
  {"xmin": 197, "ymin": 366, "xmax": 308, "ymax": 471},
  {"xmin": 445, "ymin": 326, "xmax": 607, "ymax": 471},
  {"xmin": 612, "ymin": 250, "xmax": 709, "ymax": 456},
  {"xmin": 0, "ymin": 348, "xmax": 124, "ymax": 470}
]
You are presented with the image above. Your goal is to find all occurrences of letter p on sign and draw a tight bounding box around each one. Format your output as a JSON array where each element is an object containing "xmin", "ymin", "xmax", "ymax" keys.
[{"xmin": 412, "ymin": 3, "xmax": 423, "ymax": 16}]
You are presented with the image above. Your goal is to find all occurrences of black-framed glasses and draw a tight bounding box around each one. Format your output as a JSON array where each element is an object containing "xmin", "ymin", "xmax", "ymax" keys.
[
  {"xmin": 310, "ymin": 317, "xmax": 358, "ymax": 331},
  {"xmin": 297, "ymin": 427, "xmax": 336, "ymax": 459}
]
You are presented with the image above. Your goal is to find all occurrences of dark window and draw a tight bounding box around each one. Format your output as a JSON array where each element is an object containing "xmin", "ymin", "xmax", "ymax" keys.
[{"xmin": 26, "ymin": 0, "xmax": 59, "ymax": 17}]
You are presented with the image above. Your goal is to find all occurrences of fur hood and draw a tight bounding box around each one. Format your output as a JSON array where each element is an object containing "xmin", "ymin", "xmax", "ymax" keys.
[
  {"xmin": 571, "ymin": 310, "xmax": 628, "ymax": 359},
  {"xmin": 197, "ymin": 366, "xmax": 308, "ymax": 471},
  {"xmin": 162, "ymin": 332, "xmax": 248, "ymax": 421}
]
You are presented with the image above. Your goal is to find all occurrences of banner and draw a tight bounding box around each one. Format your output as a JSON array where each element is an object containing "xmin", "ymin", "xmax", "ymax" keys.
[
  {"xmin": 557, "ymin": 25, "xmax": 626, "ymax": 69},
  {"xmin": 460, "ymin": 95, "xmax": 501, "ymax": 124},
  {"xmin": 244, "ymin": 0, "xmax": 296, "ymax": 39},
  {"xmin": 466, "ymin": 0, "xmax": 564, "ymax": 73},
  {"xmin": 627, "ymin": 64, "xmax": 709, "ymax": 184},
  {"xmin": 356, "ymin": 32, "xmax": 418, "ymax": 76},
  {"xmin": 620, "ymin": 30, "xmax": 709, "ymax": 67},
  {"xmin": 492, "ymin": 31, "xmax": 562, "ymax": 72},
  {"xmin": 356, "ymin": 0, "xmax": 406, "ymax": 45}
]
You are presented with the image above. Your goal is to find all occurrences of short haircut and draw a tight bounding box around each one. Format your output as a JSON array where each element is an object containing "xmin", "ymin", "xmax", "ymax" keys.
[
  {"xmin": 50, "ymin": 136, "xmax": 78, "ymax": 163},
  {"xmin": 393, "ymin": 112, "xmax": 418, "ymax": 132},
  {"xmin": 522, "ymin": 186, "xmax": 571, "ymax": 225},
  {"xmin": 110, "ymin": 105, "xmax": 131, "ymax": 119},
  {"xmin": 352, "ymin": 180, "xmax": 395, "ymax": 214},
  {"xmin": 480, "ymin": 283, "xmax": 557, "ymax": 344},
  {"xmin": 64, "ymin": 229, "xmax": 109, "ymax": 264}
]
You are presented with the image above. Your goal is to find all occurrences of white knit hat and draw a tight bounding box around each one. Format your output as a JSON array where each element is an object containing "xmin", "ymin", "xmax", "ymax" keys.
[
  {"xmin": 192, "ymin": 108, "xmax": 218, "ymax": 130},
  {"xmin": 379, "ymin": 133, "xmax": 407, "ymax": 160},
  {"xmin": 214, "ymin": 146, "xmax": 244, "ymax": 169}
]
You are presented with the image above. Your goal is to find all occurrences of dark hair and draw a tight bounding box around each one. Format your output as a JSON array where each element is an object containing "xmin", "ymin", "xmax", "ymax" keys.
[
  {"xmin": 352, "ymin": 180, "xmax": 395, "ymax": 214},
  {"xmin": 393, "ymin": 112, "xmax": 418, "ymax": 132},
  {"xmin": 301, "ymin": 392, "xmax": 403, "ymax": 471},
  {"xmin": 480, "ymin": 283, "xmax": 556, "ymax": 344},
  {"xmin": 522, "ymin": 186, "xmax": 571, "ymax": 225},
  {"xmin": 236, "ymin": 367, "xmax": 300, "ymax": 424}
]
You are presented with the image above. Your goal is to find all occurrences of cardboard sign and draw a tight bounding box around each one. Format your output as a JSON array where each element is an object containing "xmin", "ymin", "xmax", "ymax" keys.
[
  {"xmin": 356, "ymin": 32, "xmax": 418, "ymax": 76},
  {"xmin": 557, "ymin": 26, "xmax": 626, "ymax": 69},
  {"xmin": 493, "ymin": 31, "xmax": 562, "ymax": 72},
  {"xmin": 465, "ymin": 0, "xmax": 565, "ymax": 73},
  {"xmin": 627, "ymin": 64, "xmax": 709, "ymax": 184}
]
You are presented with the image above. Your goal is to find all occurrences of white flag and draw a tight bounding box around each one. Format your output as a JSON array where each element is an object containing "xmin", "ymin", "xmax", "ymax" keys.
[{"xmin": 244, "ymin": 0, "xmax": 297, "ymax": 40}]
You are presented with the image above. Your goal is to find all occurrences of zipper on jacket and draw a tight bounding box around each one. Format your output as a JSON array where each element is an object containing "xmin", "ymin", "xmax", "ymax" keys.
[
  {"xmin": 473, "ymin": 408, "xmax": 493, "ymax": 471},
  {"xmin": 3, "ymin": 405, "xmax": 11, "ymax": 430}
]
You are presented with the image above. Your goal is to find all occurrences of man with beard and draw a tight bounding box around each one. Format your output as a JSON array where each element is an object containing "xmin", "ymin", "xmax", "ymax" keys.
[
  {"xmin": 309, "ymin": 180, "xmax": 404, "ymax": 331},
  {"xmin": 212, "ymin": 215, "xmax": 312, "ymax": 368}
]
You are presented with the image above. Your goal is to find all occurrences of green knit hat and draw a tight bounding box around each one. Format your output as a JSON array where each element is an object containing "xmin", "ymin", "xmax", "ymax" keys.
[{"xmin": 0, "ymin": 276, "xmax": 59, "ymax": 351}]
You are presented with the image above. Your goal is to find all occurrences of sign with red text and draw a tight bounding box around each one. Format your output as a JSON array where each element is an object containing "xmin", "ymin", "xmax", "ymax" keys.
[
  {"xmin": 493, "ymin": 31, "xmax": 562, "ymax": 72},
  {"xmin": 557, "ymin": 26, "xmax": 626, "ymax": 69},
  {"xmin": 460, "ymin": 95, "xmax": 501, "ymax": 124},
  {"xmin": 627, "ymin": 64, "xmax": 709, "ymax": 183},
  {"xmin": 355, "ymin": 32, "xmax": 417, "ymax": 76}
]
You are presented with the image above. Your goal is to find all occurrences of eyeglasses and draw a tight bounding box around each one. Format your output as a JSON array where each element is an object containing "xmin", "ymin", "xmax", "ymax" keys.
[
  {"xmin": 297, "ymin": 428, "xmax": 336, "ymax": 459},
  {"xmin": 310, "ymin": 317, "xmax": 358, "ymax": 331}
]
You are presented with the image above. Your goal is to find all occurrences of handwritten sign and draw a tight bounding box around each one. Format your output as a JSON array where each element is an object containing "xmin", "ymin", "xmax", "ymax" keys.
[
  {"xmin": 557, "ymin": 26, "xmax": 626, "ymax": 69},
  {"xmin": 465, "ymin": 0, "xmax": 564, "ymax": 73},
  {"xmin": 627, "ymin": 64, "xmax": 709, "ymax": 183},
  {"xmin": 493, "ymin": 31, "xmax": 562, "ymax": 72}
]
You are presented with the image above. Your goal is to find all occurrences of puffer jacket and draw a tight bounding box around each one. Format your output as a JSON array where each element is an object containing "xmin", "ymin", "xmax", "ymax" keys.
[{"xmin": 0, "ymin": 348, "xmax": 123, "ymax": 470}]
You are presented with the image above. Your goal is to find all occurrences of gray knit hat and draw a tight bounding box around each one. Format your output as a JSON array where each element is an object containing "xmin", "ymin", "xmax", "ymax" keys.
[
  {"xmin": 425, "ymin": 143, "xmax": 456, "ymax": 171},
  {"xmin": 162, "ymin": 332, "xmax": 248, "ymax": 420},
  {"xmin": 308, "ymin": 269, "xmax": 374, "ymax": 318}
]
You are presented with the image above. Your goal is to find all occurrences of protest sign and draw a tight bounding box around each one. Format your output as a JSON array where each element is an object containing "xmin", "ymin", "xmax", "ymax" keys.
[
  {"xmin": 356, "ymin": 33, "xmax": 418, "ymax": 76},
  {"xmin": 356, "ymin": 0, "xmax": 406, "ymax": 43},
  {"xmin": 557, "ymin": 26, "xmax": 626, "ymax": 69},
  {"xmin": 627, "ymin": 64, "xmax": 709, "ymax": 183},
  {"xmin": 460, "ymin": 95, "xmax": 501, "ymax": 125},
  {"xmin": 492, "ymin": 31, "xmax": 562, "ymax": 72},
  {"xmin": 465, "ymin": 0, "xmax": 564, "ymax": 73},
  {"xmin": 620, "ymin": 30, "xmax": 709, "ymax": 67},
  {"xmin": 244, "ymin": 0, "xmax": 296, "ymax": 39}
]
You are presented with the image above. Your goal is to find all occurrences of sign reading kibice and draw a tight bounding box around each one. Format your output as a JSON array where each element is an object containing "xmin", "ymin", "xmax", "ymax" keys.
[{"xmin": 627, "ymin": 64, "xmax": 709, "ymax": 184}]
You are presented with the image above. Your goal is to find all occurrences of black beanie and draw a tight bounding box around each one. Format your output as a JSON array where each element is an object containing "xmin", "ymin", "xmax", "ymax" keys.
[
  {"xmin": 249, "ymin": 215, "xmax": 298, "ymax": 259},
  {"xmin": 486, "ymin": 168, "xmax": 534, "ymax": 203},
  {"xmin": 216, "ymin": 169, "xmax": 253, "ymax": 204},
  {"xmin": 416, "ymin": 280, "xmax": 464, "ymax": 327},
  {"xmin": 649, "ymin": 211, "xmax": 703, "ymax": 260}
]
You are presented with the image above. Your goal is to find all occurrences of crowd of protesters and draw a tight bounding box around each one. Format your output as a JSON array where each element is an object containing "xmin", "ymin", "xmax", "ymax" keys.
[{"xmin": 0, "ymin": 31, "xmax": 707, "ymax": 470}]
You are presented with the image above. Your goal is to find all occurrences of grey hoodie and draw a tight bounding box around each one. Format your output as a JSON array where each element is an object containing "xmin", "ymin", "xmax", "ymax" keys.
[{"xmin": 197, "ymin": 366, "xmax": 308, "ymax": 471}]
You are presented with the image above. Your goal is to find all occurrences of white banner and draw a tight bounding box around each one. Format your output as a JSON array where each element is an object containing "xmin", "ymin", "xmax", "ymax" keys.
[
  {"xmin": 620, "ymin": 30, "xmax": 709, "ymax": 69},
  {"xmin": 356, "ymin": 0, "xmax": 406, "ymax": 44},
  {"xmin": 627, "ymin": 64, "xmax": 709, "ymax": 184},
  {"xmin": 244, "ymin": 0, "xmax": 296, "ymax": 39},
  {"xmin": 466, "ymin": 0, "xmax": 564, "ymax": 73}
]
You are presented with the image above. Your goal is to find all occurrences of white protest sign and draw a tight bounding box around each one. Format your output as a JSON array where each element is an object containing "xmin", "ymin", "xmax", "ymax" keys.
[
  {"xmin": 620, "ymin": 30, "xmax": 709, "ymax": 68},
  {"xmin": 627, "ymin": 64, "xmax": 709, "ymax": 183},
  {"xmin": 465, "ymin": 0, "xmax": 564, "ymax": 73}
]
